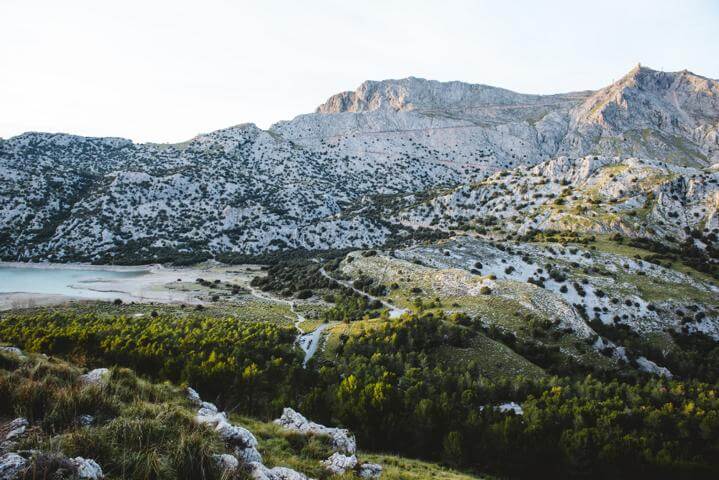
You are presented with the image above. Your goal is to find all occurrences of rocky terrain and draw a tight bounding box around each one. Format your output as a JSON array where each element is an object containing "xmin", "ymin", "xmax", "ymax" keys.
[
  {"xmin": 400, "ymin": 154, "xmax": 719, "ymax": 247},
  {"xmin": 2, "ymin": 65, "xmax": 718, "ymax": 263}
]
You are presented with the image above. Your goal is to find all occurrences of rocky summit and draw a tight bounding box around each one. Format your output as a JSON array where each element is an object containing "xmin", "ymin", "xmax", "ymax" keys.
[{"xmin": 1, "ymin": 65, "xmax": 717, "ymax": 264}]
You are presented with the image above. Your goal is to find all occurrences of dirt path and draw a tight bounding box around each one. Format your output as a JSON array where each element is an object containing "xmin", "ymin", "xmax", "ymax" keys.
[
  {"xmin": 245, "ymin": 284, "xmax": 326, "ymax": 366},
  {"xmin": 318, "ymin": 267, "xmax": 407, "ymax": 318}
]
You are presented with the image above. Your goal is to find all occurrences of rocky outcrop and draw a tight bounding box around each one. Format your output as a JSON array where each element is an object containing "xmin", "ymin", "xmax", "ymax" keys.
[
  {"xmin": 186, "ymin": 387, "xmax": 202, "ymax": 405},
  {"xmin": 189, "ymin": 389, "xmax": 312, "ymax": 480},
  {"xmin": 402, "ymin": 154, "xmax": 719, "ymax": 250},
  {"xmin": 274, "ymin": 408, "xmax": 356, "ymax": 454},
  {"xmin": 194, "ymin": 399, "xmax": 262, "ymax": 464},
  {"xmin": 274, "ymin": 408, "xmax": 381, "ymax": 479}
]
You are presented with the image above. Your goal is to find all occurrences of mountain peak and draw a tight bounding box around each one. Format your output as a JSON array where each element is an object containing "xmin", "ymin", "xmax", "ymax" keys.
[
  {"xmin": 314, "ymin": 77, "xmax": 524, "ymax": 114},
  {"xmin": 564, "ymin": 64, "xmax": 719, "ymax": 165}
]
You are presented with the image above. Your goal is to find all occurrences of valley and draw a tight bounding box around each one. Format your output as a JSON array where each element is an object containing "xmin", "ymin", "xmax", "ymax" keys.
[{"xmin": 1, "ymin": 64, "xmax": 719, "ymax": 479}]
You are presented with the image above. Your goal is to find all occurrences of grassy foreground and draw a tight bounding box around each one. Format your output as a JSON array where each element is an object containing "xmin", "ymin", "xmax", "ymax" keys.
[{"xmin": 0, "ymin": 347, "xmax": 483, "ymax": 480}]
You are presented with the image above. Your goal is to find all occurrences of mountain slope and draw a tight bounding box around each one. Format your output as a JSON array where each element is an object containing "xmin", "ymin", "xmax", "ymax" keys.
[
  {"xmin": 1, "ymin": 65, "xmax": 718, "ymax": 262},
  {"xmin": 561, "ymin": 65, "xmax": 719, "ymax": 165},
  {"xmin": 400, "ymin": 154, "xmax": 719, "ymax": 246}
]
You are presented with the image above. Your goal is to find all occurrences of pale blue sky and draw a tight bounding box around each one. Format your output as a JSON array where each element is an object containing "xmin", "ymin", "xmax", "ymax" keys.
[{"xmin": 1, "ymin": 0, "xmax": 717, "ymax": 143}]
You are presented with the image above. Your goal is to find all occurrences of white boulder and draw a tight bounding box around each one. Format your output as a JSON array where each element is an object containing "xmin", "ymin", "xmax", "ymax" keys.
[
  {"xmin": 0, "ymin": 453, "xmax": 27, "ymax": 479},
  {"xmin": 78, "ymin": 415, "xmax": 94, "ymax": 427},
  {"xmin": 235, "ymin": 445, "xmax": 262, "ymax": 464},
  {"xmin": 69, "ymin": 457, "xmax": 103, "ymax": 479},
  {"xmin": 0, "ymin": 347, "xmax": 24, "ymax": 358},
  {"xmin": 78, "ymin": 368, "xmax": 110, "ymax": 386},
  {"xmin": 3, "ymin": 419, "xmax": 28, "ymax": 441},
  {"xmin": 321, "ymin": 452, "xmax": 357, "ymax": 475},
  {"xmin": 213, "ymin": 453, "xmax": 239, "ymax": 473},
  {"xmin": 270, "ymin": 466, "xmax": 313, "ymax": 480},
  {"xmin": 215, "ymin": 422, "xmax": 258, "ymax": 448},
  {"xmin": 497, "ymin": 402, "xmax": 524, "ymax": 415},
  {"xmin": 358, "ymin": 463, "xmax": 383, "ymax": 479},
  {"xmin": 195, "ymin": 403, "xmax": 228, "ymax": 427},
  {"xmin": 248, "ymin": 462, "xmax": 313, "ymax": 480},
  {"xmin": 186, "ymin": 387, "xmax": 202, "ymax": 405},
  {"xmin": 274, "ymin": 408, "xmax": 356, "ymax": 454}
]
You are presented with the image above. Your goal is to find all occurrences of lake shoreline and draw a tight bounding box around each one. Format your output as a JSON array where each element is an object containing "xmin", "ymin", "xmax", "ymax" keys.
[{"xmin": 0, "ymin": 261, "xmax": 264, "ymax": 311}]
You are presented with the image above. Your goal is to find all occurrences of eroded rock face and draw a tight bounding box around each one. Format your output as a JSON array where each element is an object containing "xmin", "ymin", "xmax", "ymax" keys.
[
  {"xmin": 0, "ymin": 453, "xmax": 27, "ymax": 480},
  {"xmin": 78, "ymin": 368, "xmax": 110, "ymax": 385},
  {"xmin": 274, "ymin": 408, "xmax": 356, "ymax": 455},
  {"xmin": 321, "ymin": 452, "xmax": 357, "ymax": 475}
]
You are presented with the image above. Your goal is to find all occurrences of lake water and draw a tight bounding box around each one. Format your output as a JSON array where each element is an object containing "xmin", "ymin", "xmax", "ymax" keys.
[{"xmin": 0, "ymin": 264, "xmax": 148, "ymax": 299}]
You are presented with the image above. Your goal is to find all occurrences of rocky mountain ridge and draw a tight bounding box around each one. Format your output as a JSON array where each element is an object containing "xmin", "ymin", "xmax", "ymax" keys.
[{"xmin": 1, "ymin": 65, "xmax": 718, "ymax": 262}]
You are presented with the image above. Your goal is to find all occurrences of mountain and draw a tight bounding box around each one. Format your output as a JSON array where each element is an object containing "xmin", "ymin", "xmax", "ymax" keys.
[
  {"xmin": 401, "ymin": 154, "xmax": 719, "ymax": 246},
  {"xmin": 562, "ymin": 65, "xmax": 719, "ymax": 165},
  {"xmin": 1, "ymin": 65, "xmax": 718, "ymax": 263}
]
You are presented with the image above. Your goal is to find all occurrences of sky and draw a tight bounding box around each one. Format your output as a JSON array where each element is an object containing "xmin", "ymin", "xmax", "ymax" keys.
[{"xmin": 1, "ymin": 0, "xmax": 718, "ymax": 143}]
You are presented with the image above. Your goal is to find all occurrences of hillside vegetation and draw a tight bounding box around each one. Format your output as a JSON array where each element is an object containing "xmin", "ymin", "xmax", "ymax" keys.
[{"xmin": 2, "ymin": 305, "xmax": 719, "ymax": 479}]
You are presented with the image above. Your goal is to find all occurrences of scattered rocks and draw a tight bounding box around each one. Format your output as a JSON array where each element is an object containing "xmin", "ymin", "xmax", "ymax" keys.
[
  {"xmin": 78, "ymin": 368, "xmax": 110, "ymax": 386},
  {"xmin": 234, "ymin": 443, "xmax": 263, "ymax": 464},
  {"xmin": 274, "ymin": 407, "xmax": 381, "ymax": 478},
  {"xmin": 274, "ymin": 408, "xmax": 356, "ymax": 454},
  {"xmin": 215, "ymin": 422, "xmax": 258, "ymax": 449},
  {"xmin": 0, "ymin": 453, "xmax": 27, "ymax": 480}
]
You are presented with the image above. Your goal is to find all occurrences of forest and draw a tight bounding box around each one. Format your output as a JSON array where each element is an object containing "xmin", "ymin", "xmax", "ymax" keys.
[{"xmin": 1, "ymin": 309, "xmax": 718, "ymax": 479}]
